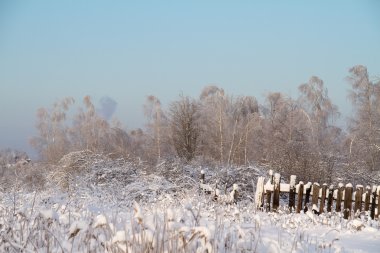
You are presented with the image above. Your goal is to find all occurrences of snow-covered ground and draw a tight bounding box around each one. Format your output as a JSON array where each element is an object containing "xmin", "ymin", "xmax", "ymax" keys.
[
  {"xmin": 2, "ymin": 187, "xmax": 380, "ymax": 252},
  {"xmin": 1, "ymin": 154, "xmax": 379, "ymax": 252}
]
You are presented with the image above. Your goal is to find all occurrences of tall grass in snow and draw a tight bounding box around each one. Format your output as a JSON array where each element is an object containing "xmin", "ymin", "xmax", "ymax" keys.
[{"xmin": 1, "ymin": 187, "xmax": 379, "ymax": 252}]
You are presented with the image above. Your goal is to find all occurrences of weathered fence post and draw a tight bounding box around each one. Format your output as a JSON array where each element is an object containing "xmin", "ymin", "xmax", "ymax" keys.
[
  {"xmin": 297, "ymin": 181, "xmax": 304, "ymax": 213},
  {"xmin": 289, "ymin": 175, "xmax": 296, "ymax": 211},
  {"xmin": 354, "ymin": 185, "xmax": 363, "ymax": 214},
  {"xmin": 255, "ymin": 177, "xmax": 265, "ymax": 209},
  {"xmin": 312, "ymin": 183, "xmax": 320, "ymax": 212},
  {"xmin": 232, "ymin": 183, "xmax": 239, "ymax": 204},
  {"xmin": 344, "ymin": 184, "xmax": 353, "ymax": 219},
  {"xmin": 304, "ymin": 182, "xmax": 312, "ymax": 212},
  {"xmin": 370, "ymin": 186, "xmax": 377, "ymax": 220},
  {"xmin": 265, "ymin": 170, "xmax": 274, "ymax": 211},
  {"xmin": 364, "ymin": 186, "xmax": 371, "ymax": 212},
  {"xmin": 272, "ymin": 173, "xmax": 281, "ymax": 211},
  {"xmin": 336, "ymin": 183, "xmax": 344, "ymax": 212},
  {"xmin": 319, "ymin": 184, "xmax": 327, "ymax": 214},
  {"xmin": 327, "ymin": 185, "xmax": 334, "ymax": 213},
  {"xmin": 200, "ymin": 170, "xmax": 205, "ymax": 184},
  {"xmin": 377, "ymin": 187, "xmax": 380, "ymax": 219},
  {"xmin": 266, "ymin": 189, "xmax": 271, "ymax": 211}
]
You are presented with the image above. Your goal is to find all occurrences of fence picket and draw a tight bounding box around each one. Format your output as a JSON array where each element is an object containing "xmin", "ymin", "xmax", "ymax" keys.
[
  {"xmin": 344, "ymin": 184, "xmax": 353, "ymax": 219},
  {"xmin": 327, "ymin": 185, "xmax": 334, "ymax": 212},
  {"xmin": 364, "ymin": 186, "xmax": 371, "ymax": 211},
  {"xmin": 272, "ymin": 173, "xmax": 281, "ymax": 211},
  {"xmin": 377, "ymin": 187, "xmax": 380, "ymax": 219},
  {"xmin": 289, "ymin": 175, "xmax": 296, "ymax": 211},
  {"xmin": 320, "ymin": 184, "xmax": 327, "ymax": 214},
  {"xmin": 336, "ymin": 184, "xmax": 344, "ymax": 212},
  {"xmin": 304, "ymin": 183, "xmax": 312, "ymax": 212},
  {"xmin": 297, "ymin": 182, "xmax": 304, "ymax": 213},
  {"xmin": 312, "ymin": 183, "xmax": 320, "ymax": 212},
  {"xmin": 354, "ymin": 185, "xmax": 363, "ymax": 214}
]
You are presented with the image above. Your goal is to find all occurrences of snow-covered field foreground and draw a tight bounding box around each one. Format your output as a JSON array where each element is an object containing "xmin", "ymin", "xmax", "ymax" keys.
[
  {"xmin": 1, "ymin": 188, "xmax": 380, "ymax": 253},
  {"xmin": 1, "ymin": 152, "xmax": 379, "ymax": 252}
]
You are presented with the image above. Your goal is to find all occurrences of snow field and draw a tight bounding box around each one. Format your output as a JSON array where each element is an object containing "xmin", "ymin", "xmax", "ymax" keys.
[{"xmin": 1, "ymin": 188, "xmax": 380, "ymax": 253}]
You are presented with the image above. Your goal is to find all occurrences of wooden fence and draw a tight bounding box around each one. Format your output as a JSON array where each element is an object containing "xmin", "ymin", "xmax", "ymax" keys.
[{"xmin": 254, "ymin": 170, "xmax": 380, "ymax": 220}]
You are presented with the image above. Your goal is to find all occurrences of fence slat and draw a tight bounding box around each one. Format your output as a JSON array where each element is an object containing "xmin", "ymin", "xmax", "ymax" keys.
[
  {"xmin": 297, "ymin": 182, "xmax": 304, "ymax": 213},
  {"xmin": 370, "ymin": 186, "xmax": 377, "ymax": 220},
  {"xmin": 255, "ymin": 177, "xmax": 265, "ymax": 209},
  {"xmin": 272, "ymin": 173, "xmax": 281, "ymax": 211},
  {"xmin": 319, "ymin": 184, "xmax": 327, "ymax": 214},
  {"xmin": 364, "ymin": 186, "xmax": 371, "ymax": 212},
  {"xmin": 377, "ymin": 187, "xmax": 380, "ymax": 219},
  {"xmin": 200, "ymin": 170, "xmax": 205, "ymax": 184},
  {"xmin": 336, "ymin": 184, "xmax": 344, "ymax": 212},
  {"xmin": 354, "ymin": 185, "xmax": 363, "ymax": 214},
  {"xmin": 266, "ymin": 190, "xmax": 271, "ymax": 211},
  {"xmin": 304, "ymin": 183, "xmax": 312, "ymax": 212},
  {"xmin": 289, "ymin": 175, "xmax": 296, "ymax": 211},
  {"xmin": 312, "ymin": 183, "xmax": 320, "ymax": 212},
  {"xmin": 344, "ymin": 184, "xmax": 353, "ymax": 219},
  {"xmin": 327, "ymin": 185, "xmax": 334, "ymax": 213}
]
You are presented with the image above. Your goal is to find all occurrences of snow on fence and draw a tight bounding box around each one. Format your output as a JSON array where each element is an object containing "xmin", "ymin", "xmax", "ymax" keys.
[{"xmin": 254, "ymin": 170, "xmax": 380, "ymax": 220}]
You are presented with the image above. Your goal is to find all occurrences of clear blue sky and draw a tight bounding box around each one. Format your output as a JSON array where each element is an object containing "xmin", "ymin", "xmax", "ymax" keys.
[{"xmin": 0, "ymin": 0, "xmax": 379, "ymax": 156}]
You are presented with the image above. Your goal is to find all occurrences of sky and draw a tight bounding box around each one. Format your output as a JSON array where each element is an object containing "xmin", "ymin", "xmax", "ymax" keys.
[{"xmin": 0, "ymin": 0, "xmax": 379, "ymax": 156}]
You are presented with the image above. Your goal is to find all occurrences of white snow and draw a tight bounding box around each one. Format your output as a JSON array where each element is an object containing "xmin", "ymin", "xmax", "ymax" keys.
[
  {"xmin": 274, "ymin": 173, "xmax": 281, "ymax": 185},
  {"xmin": 1, "ymin": 163, "xmax": 379, "ymax": 253},
  {"xmin": 93, "ymin": 214, "xmax": 107, "ymax": 228},
  {"xmin": 39, "ymin": 209, "xmax": 58, "ymax": 221},
  {"xmin": 290, "ymin": 175, "xmax": 296, "ymax": 187},
  {"xmin": 280, "ymin": 183, "xmax": 290, "ymax": 192}
]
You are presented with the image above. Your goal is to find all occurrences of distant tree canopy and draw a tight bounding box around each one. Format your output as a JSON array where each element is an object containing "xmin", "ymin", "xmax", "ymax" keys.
[
  {"xmin": 30, "ymin": 65, "xmax": 380, "ymax": 182},
  {"xmin": 30, "ymin": 96, "xmax": 129, "ymax": 162}
]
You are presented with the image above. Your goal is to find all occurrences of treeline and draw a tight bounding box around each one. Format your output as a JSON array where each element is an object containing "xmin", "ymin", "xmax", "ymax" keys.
[{"xmin": 30, "ymin": 65, "xmax": 380, "ymax": 183}]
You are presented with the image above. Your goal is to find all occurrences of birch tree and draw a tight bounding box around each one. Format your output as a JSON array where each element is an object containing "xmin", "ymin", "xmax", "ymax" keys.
[
  {"xmin": 30, "ymin": 97, "xmax": 74, "ymax": 162},
  {"xmin": 347, "ymin": 65, "xmax": 380, "ymax": 171},
  {"xmin": 226, "ymin": 96, "xmax": 259, "ymax": 165},
  {"xmin": 298, "ymin": 76, "xmax": 341, "ymax": 181},
  {"xmin": 199, "ymin": 85, "xmax": 228, "ymax": 164},
  {"xmin": 144, "ymin": 95, "xmax": 164, "ymax": 162}
]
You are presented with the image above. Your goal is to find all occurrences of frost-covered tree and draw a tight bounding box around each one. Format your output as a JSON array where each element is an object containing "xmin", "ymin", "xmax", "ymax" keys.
[
  {"xmin": 128, "ymin": 128, "xmax": 146, "ymax": 158},
  {"xmin": 169, "ymin": 95, "xmax": 200, "ymax": 161},
  {"xmin": 70, "ymin": 96, "xmax": 111, "ymax": 152},
  {"xmin": 30, "ymin": 97, "xmax": 74, "ymax": 162},
  {"xmin": 260, "ymin": 87, "xmax": 341, "ymax": 183},
  {"xmin": 198, "ymin": 86, "xmax": 229, "ymax": 164},
  {"xmin": 261, "ymin": 93, "xmax": 306, "ymax": 174},
  {"xmin": 31, "ymin": 96, "xmax": 130, "ymax": 162},
  {"xmin": 144, "ymin": 95, "xmax": 165, "ymax": 162},
  {"xmin": 347, "ymin": 65, "xmax": 380, "ymax": 171},
  {"xmin": 226, "ymin": 95, "xmax": 259, "ymax": 165},
  {"xmin": 298, "ymin": 76, "xmax": 341, "ymax": 182}
]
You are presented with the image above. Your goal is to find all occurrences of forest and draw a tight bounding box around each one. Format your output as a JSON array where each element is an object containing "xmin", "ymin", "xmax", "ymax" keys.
[{"xmin": 14, "ymin": 64, "xmax": 378, "ymax": 185}]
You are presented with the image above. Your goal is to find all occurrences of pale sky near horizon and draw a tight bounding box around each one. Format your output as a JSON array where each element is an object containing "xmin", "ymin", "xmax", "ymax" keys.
[{"xmin": 0, "ymin": 0, "xmax": 379, "ymax": 157}]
